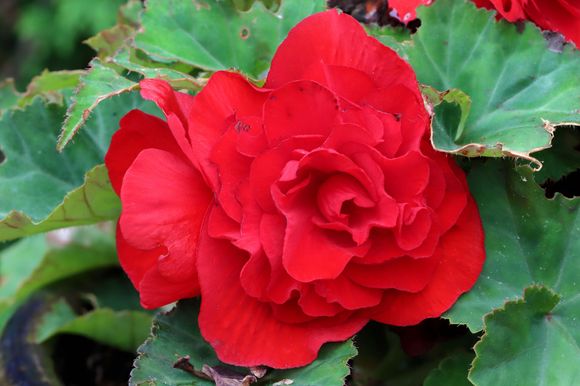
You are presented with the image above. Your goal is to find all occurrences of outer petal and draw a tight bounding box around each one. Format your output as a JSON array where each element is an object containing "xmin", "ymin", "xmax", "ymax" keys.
[
  {"xmin": 372, "ymin": 198, "xmax": 485, "ymax": 326},
  {"xmin": 525, "ymin": 0, "xmax": 580, "ymax": 47},
  {"xmin": 139, "ymin": 79, "xmax": 198, "ymax": 168},
  {"xmin": 197, "ymin": 234, "xmax": 368, "ymax": 368},
  {"xmin": 116, "ymin": 228, "xmax": 198, "ymax": 309},
  {"xmin": 266, "ymin": 10, "xmax": 419, "ymax": 94},
  {"xmin": 105, "ymin": 110, "xmax": 183, "ymax": 195},
  {"xmin": 119, "ymin": 148, "xmax": 212, "ymax": 306},
  {"xmin": 115, "ymin": 224, "xmax": 161, "ymax": 290}
]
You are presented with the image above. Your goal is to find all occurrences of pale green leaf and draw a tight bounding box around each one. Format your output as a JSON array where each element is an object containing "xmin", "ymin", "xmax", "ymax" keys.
[
  {"xmin": 469, "ymin": 286, "xmax": 580, "ymax": 386},
  {"xmin": 134, "ymin": 0, "xmax": 326, "ymax": 79},
  {"xmin": 403, "ymin": 0, "xmax": 580, "ymax": 166}
]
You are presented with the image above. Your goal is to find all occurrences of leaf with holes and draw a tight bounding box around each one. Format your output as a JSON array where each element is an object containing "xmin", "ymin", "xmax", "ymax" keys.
[
  {"xmin": 534, "ymin": 125, "xmax": 580, "ymax": 185},
  {"xmin": 134, "ymin": 0, "xmax": 326, "ymax": 79},
  {"xmin": 445, "ymin": 161, "xmax": 580, "ymax": 331},
  {"xmin": 130, "ymin": 299, "xmax": 357, "ymax": 386},
  {"xmin": 398, "ymin": 0, "xmax": 580, "ymax": 167},
  {"xmin": 469, "ymin": 286, "xmax": 580, "ymax": 386},
  {"xmin": 0, "ymin": 93, "xmax": 156, "ymax": 241}
]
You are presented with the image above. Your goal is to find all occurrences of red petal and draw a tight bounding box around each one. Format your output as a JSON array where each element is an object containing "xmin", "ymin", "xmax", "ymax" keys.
[
  {"xmin": 525, "ymin": 0, "xmax": 580, "ymax": 47},
  {"xmin": 346, "ymin": 255, "xmax": 438, "ymax": 292},
  {"xmin": 240, "ymin": 250, "xmax": 271, "ymax": 300},
  {"xmin": 473, "ymin": 0, "xmax": 525, "ymax": 21},
  {"xmin": 314, "ymin": 275, "xmax": 383, "ymax": 310},
  {"xmin": 197, "ymin": 235, "xmax": 368, "ymax": 368},
  {"xmin": 139, "ymin": 79, "xmax": 198, "ymax": 168},
  {"xmin": 116, "ymin": 227, "xmax": 199, "ymax": 309},
  {"xmin": 282, "ymin": 216, "xmax": 354, "ymax": 282},
  {"xmin": 372, "ymin": 198, "xmax": 485, "ymax": 326},
  {"xmin": 263, "ymin": 80, "xmax": 340, "ymax": 144},
  {"xmin": 396, "ymin": 206, "xmax": 432, "ymax": 251},
  {"xmin": 119, "ymin": 148, "xmax": 211, "ymax": 295},
  {"xmin": 115, "ymin": 224, "xmax": 162, "ymax": 290},
  {"xmin": 139, "ymin": 265, "xmax": 199, "ymax": 309},
  {"xmin": 298, "ymin": 286, "xmax": 343, "ymax": 317},
  {"xmin": 382, "ymin": 151, "xmax": 430, "ymax": 201},
  {"xmin": 266, "ymin": 10, "xmax": 419, "ymax": 94},
  {"xmin": 105, "ymin": 110, "xmax": 182, "ymax": 195}
]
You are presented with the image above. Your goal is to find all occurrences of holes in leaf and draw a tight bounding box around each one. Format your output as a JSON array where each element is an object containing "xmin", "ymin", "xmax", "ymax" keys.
[
  {"xmin": 537, "ymin": 125, "xmax": 580, "ymax": 199},
  {"xmin": 239, "ymin": 27, "xmax": 250, "ymax": 40},
  {"xmin": 541, "ymin": 169, "xmax": 580, "ymax": 199},
  {"xmin": 0, "ymin": 148, "xmax": 5, "ymax": 165}
]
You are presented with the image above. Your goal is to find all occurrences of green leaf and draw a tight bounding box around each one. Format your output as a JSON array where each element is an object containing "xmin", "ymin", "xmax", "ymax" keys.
[
  {"xmin": 134, "ymin": 0, "xmax": 326, "ymax": 79},
  {"xmin": 130, "ymin": 299, "xmax": 357, "ymax": 386},
  {"xmin": 404, "ymin": 0, "xmax": 580, "ymax": 167},
  {"xmin": 262, "ymin": 340, "xmax": 357, "ymax": 386},
  {"xmin": 444, "ymin": 161, "xmax": 580, "ymax": 331},
  {"xmin": 469, "ymin": 286, "xmax": 580, "ymax": 386},
  {"xmin": 0, "ymin": 165, "xmax": 120, "ymax": 242},
  {"xmin": 424, "ymin": 352, "xmax": 474, "ymax": 386},
  {"xmin": 18, "ymin": 70, "xmax": 84, "ymax": 107},
  {"xmin": 57, "ymin": 59, "xmax": 138, "ymax": 150},
  {"xmin": 0, "ymin": 231, "xmax": 117, "ymax": 332},
  {"xmin": 84, "ymin": 0, "xmax": 144, "ymax": 59},
  {"xmin": 0, "ymin": 93, "xmax": 155, "ymax": 241},
  {"xmin": 34, "ymin": 298, "xmax": 152, "ymax": 352},
  {"xmin": 85, "ymin": 24, "xmax": 135, "ymax": 59},
  {"xmin": 111, "ymin": 49, "xmax": 204, "ymax": 89}
]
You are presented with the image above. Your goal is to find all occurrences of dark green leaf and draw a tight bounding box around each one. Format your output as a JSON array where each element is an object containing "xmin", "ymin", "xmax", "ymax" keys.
[{"xmin": 424, "ymin": 351, "xmax": 474, "ymax": 386}]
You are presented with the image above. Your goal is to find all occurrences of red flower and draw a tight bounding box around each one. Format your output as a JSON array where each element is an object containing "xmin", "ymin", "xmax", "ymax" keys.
[
  {"xmin": 105, "ymin": 10, "xmax": 485, "ymax": 368},
  {"xmin": 473, "ymin": 0, "xmax": 580, "ymax": 47}
]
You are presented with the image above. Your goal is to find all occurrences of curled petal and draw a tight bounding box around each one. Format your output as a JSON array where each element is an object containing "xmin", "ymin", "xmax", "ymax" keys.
[{"xmin": 372, "ymin": 199, "xmax": 485, "ymax": 326}]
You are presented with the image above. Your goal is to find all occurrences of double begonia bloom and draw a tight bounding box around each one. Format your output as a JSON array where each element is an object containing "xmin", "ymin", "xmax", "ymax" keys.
[
  {"xmin": 105, "ymin": 10, "xmax": 485, "ymax": 368},
  {"xmin": 473, "ymin": 0, "xmax": 580, "ymax": 47}
]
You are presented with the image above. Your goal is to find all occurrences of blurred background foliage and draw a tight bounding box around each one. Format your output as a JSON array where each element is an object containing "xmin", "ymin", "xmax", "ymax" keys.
[{"xmin": 0, "ymin": 0, "xmax": 125, "ymax": 89}]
